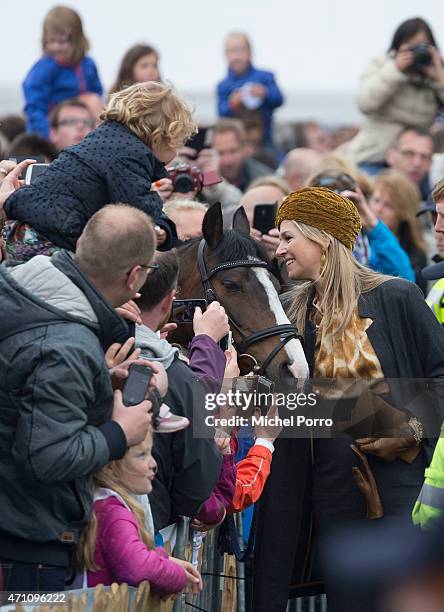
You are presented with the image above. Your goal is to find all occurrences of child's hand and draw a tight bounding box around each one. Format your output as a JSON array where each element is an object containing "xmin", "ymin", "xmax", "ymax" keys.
[
  {"xmin": 152, "ymin": 177, "xmax": 174, "ymax": 202},
  {"xmin": 155, "ymin": 226, "xmax": 167, "ymax": 247},
  {"xmin": 214, "ymin": 427, "xmax": 231, "ymax": 454},
  {"xmin": 169, "ymin": 557, "xmax": 203, "ymax": 594},
  {"xmin": 224, "ymin": 347, "xmax": 240, "ymax": 378}
]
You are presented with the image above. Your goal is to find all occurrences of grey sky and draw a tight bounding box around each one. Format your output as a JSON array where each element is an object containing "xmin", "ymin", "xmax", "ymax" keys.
[{"xmin": 1, "ymin": 0, "xmax": 443, "ymax": 123}]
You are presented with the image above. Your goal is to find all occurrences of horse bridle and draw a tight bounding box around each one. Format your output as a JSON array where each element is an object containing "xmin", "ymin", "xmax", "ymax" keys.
[{"xmin": 197, "ymin": 239, "xmax": 300, "ymax": 376}]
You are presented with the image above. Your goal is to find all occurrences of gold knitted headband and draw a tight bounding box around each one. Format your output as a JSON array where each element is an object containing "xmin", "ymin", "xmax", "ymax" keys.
[{"xmin": 275, "ymin": 187, "xmax": 362, "ymax": 251}]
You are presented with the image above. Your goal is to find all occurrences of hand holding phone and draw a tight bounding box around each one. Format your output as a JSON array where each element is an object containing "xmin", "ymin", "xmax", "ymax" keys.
[
  {"xmin": 172, "ymin": 299, "xmax": 207, "ymax": 324},
  {"xmin": 25, "ymin": 163, "xmax": 49, "ymax": 185},
  {"xmin": 193, "ymin": 301, "xmax": 229, "ymax": 343},
  {"xmin": 122, "ymin": 363, "xmax": 154, "ymax": 406},
  {"xmin": 253, "ymin": 203, "xmax": 278, "ymax": 235}
]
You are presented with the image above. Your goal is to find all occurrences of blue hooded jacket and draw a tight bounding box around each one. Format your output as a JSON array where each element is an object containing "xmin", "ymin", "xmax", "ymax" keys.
[{"xmin": 217, "ymin": 64, "xmax": 284, "ymax": 142}]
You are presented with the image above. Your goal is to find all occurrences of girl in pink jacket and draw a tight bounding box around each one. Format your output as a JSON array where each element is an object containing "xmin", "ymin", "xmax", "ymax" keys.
[{"xmin": 76, "ymin": 429, "xmax": 202, "ymax": 599}]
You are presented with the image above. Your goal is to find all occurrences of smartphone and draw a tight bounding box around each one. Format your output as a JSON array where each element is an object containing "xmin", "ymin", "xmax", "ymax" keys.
[
  {"xmin": 25, "ymin": 163, "xmax": 49, "ymax": 185},
  {"xmin": 185, "ymin": 127, "xmax": 213, "ymax": 154},
  {"xmin": 9, "ymin": 155, "xmax": 46, "ymax": 180},
  {"xmin": 122, "ymin": 364, "xmax": 154, "ymax": 407},
  {"xmin": 171, "ymin": 299, "xmax": 206, "ymax": 324},
  {"xmin": 253, "ymin": 203, "xmax": 277, "ymax": 234},
  {"xmin": 220, "ymin": 330, "xmax": 232, "ymax": 352}
]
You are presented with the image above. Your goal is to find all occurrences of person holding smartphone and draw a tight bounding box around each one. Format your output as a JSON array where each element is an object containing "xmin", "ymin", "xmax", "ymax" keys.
[{"xmin": 0, "ymin": 205, "xmax": 157, "ymax": 592}]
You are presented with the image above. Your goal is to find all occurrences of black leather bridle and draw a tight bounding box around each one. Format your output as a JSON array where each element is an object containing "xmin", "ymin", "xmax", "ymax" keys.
[{"xmin": 197, "ymin": 239, "xmax": 300, "ymax": 376}]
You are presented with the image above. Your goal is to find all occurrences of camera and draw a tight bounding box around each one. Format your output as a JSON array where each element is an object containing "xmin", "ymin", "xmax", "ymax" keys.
[
  {"xmin": 168, "ymin": 163, "xmax": 205, "ymax": 194},
  {"xmin": 412, "ymin": 43, "xmax": 432, "ymax": 68},
  {"xmin": 167, "ymin": 162, "xmax": 222, "ymax": 194},
  {"xmin": 232, "ymin": 375, "xmax": 275, "ymax": 416}
]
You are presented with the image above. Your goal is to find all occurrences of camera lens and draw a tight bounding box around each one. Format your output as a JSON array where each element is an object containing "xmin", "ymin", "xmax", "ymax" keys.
[{"xmin": 174, "ymin": 173, "xmax": 195, "ymax": 193}]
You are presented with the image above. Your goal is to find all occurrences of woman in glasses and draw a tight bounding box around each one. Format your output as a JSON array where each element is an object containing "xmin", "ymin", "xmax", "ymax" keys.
[{"xmin": 347, "ymin": 17, "xmax": 444, "ymax": 174}]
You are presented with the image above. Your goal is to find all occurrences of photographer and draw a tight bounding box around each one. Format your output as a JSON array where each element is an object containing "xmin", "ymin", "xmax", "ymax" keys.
[{"xmin": 347, "ymin": 18, "xmax": 444, "ymax": 173}]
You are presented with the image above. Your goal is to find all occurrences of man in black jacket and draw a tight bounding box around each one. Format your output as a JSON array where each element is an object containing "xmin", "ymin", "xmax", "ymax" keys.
[
  {"xmin": 0, "ymin": 204, "xmax": 157, "ymax": 591},
  {"xmin": 135, "ymin": 252, "xmax": 228, "ymax": 531}
]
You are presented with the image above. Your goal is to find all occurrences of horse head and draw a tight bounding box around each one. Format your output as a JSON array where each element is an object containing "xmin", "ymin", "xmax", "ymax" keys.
[{"xmin": 173, "ymin": 202, "xmax": 309, "ymax": 385}]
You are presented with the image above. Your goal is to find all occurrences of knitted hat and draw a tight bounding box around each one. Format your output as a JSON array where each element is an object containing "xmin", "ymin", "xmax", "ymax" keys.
[{"xmin": 275, "ymin": 187, "xmax": 362, "ymax": 251}]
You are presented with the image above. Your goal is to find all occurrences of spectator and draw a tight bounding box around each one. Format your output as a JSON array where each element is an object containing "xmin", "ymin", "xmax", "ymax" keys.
[
  {"xmin": 370, "ymin": 170, "xmax": 427, "ymax": 292},
  {"xmin": 307, "ymin": 170, "xmax": 415, "ymax": 281},
  {"xmin": 77, "ymin": 429, "xmax": 203, "ymax": 597},
  {"xmin": 0, "ymin": 115, "xmax": 26, "ymax": 143},
  {"xmin": 293, "ymin": 121, "xmax": 332, "ymax": 153},
  {"xmin": 347, "ymin": 17, "xmax": 444, "ymax": 173},
  {"xmin": 7, "ymin": 132, "xmax": 57, "ymax": 162},
  {"xmin": 164, "ymin": 199, "xmax": 207, "ymax": 241},
  {"xmin": 212, "ymin": 119, "xmax": 272, "ymax": 192},
  {"xmin": 110, "ymin": 44, "xmax": 160, "ymax": 94},
  {"xmin": 134, "ymin": 252, "xmax": 228, "ymax": 530},
  {"xmin": 423, "ymin": 179, "xmax": 444, "ymax": 324},
  {"xmin": 23, "ymin": 6, "xmax": 103, "ymax": 137},
  {"xmin": 4, "ymin": 81, "xmax": 196, "ymax": 261},
  {"xmin": 281, "ymin": 148, "xmax": 322, "ymax": 191},
  {"xmin": 430, "ymin": 125, "xmax": 444, "ymax": 187},
  {"xmin": 161, "ymin": 141, "xmax": 243, "ymax": 227},
  {"xmin": 238, "ymin": 181, "xmax": 287, "ymax": 263},
  {"xmin": 217, "ymin": 32, "xmax": 284, "ymax": 144},
  {"xmin": 0, "ymin": 204, "xmax": 159, "ymax": 592},
  {"xmin": 49, "ymin": 98, "xmax": 95, "ymax": 151},
  {"xmin": 386, "ymin": 127, "xmax": 434, "ymax": 200}
]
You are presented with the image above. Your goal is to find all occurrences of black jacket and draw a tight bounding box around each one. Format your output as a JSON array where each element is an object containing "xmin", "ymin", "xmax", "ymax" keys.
[
  {"xmin": 253, "ymin": 279, "xmax": 444, "ymax": 611},
  {"xmin": 147, "ymin": 356, "xmax": 222, "ymax": 531},
  {"xmin": 0, "ymin": 251, "xmax": 128, "ymax": 566},
  {"xmin": 4, "ymin": 121, "xmax": 177, "ymax": 251}
]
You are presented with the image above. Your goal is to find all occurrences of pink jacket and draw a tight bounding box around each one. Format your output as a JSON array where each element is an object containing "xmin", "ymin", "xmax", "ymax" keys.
[
  {"xmin": 87, "ymin": 497, "xmax": 187, "ymax": 597},
  {"xmin": 196, "ymin": 453, "xmax": 236, "ymax": 525}
]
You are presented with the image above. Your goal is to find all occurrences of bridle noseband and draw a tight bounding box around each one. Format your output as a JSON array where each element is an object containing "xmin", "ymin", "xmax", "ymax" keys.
[{"xmin": 197, "ymin": 239, "xmax": 300, "ymax": 376}]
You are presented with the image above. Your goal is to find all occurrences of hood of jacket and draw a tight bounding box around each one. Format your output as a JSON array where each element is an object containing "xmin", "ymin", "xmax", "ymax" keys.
[
  {"xmin": 135, "ymin": 324, "xmax": 178, "ymax": 369},
  {"xmin": 1, "ymin": 250, "xmax": 130, "ymax": 349}
]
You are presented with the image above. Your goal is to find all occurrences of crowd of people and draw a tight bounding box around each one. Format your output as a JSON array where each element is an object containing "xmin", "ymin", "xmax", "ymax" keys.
[{"xmin": 1, "ymin": 6, "xmax": 444, "ymax": 612}]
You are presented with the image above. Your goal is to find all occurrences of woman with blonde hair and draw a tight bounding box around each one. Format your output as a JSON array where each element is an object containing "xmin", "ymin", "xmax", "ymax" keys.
[
  {"xmin": 253, "ymin": 187, "xmax": 444, "ymax": 612},
  {"xmin": 4, "ymin": 81, "xmax": 197, "ymax": 260},
  {"xmin": 370, "ymin": 170, "xmax": 427, "ymax": 292}
]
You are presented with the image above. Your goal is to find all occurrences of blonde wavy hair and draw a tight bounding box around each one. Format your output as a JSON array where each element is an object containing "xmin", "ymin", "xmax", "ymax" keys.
[
  {"xmin": 283, "ymin": 221, "xmax": 391, "ymax": 336},
  {"xmin": 101, "ymin": 81, "xmax": 197, "ymax": 150},
  {"xmin": 74, "ymin": 461, "xmax": 154, "ymax": 572}
]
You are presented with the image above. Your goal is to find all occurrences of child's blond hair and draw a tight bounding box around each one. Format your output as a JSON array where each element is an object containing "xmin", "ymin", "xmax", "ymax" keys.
[
  {"xmin": 101, "ymin": 81, "xmax": 197, "ymax": 151},
  {"xmin": 43, "ymin": 6, "xmax": 89, "ymax": 66}
]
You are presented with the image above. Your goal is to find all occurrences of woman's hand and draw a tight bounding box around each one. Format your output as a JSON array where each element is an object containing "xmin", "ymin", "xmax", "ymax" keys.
[
  {"xmin": 425, "ymin": 46, "xmax": 444, "ymax": 83},
  {"xmin": 395, "ymin": 44, "xmax": 414, "ymax": 72},
  {"xmin": 341, "ymin": 187, "xmax": 378, "ymax": 231},
  {"xmin": 155, "ymin": 226, "xmax": 167, "ymax": 247},
  {"xmin": 355, "ymin": 435, "xmax": 418, "ymax": 462},
  {"xmin": 169, "ymin": 557, "xmax": 203, "ymax": 594}
]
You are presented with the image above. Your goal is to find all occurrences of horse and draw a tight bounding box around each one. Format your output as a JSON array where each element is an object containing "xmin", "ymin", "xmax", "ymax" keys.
[{"xmin": 171, "ymin": 202, "xmax": 308, "ymax": 384}]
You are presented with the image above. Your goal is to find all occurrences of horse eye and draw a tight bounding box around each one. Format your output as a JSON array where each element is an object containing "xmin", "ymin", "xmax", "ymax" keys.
[{"xmin": 221, "ymin": 279, "xmax": 241, "ymax": 291}]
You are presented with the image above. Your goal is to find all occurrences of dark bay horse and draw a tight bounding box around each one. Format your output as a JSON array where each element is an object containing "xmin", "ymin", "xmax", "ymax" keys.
[{"xmin": 171, "ymin": 202, "xmax": 308, "ymax": 384}]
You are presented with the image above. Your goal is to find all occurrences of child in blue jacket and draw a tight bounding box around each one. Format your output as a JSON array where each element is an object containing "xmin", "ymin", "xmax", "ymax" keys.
[{"xmin": 23, "ymin": 6, "xmax": 103, "ymax": 137}]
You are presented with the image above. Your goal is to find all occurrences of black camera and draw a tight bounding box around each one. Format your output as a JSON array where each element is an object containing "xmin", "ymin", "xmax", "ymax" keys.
[{"xmin": 412, "ymin": 43, "xmax": 432, "ymax": 68}]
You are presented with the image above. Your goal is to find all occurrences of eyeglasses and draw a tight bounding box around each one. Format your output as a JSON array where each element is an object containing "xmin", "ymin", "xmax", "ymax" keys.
[
  {"xmin": 56, "ymin": 118, "xmax": 95, "ymax": 129},
  {"xmin": 140, "ymin": 263, "xmax": 159, "ymax": 273},
  {"xmin": 315, "ymin": 172, "xmax": 357, "ymax": 192},
  {"xmin": 398, "ymin": 149, "xmax": 432, "ymax": 163}
]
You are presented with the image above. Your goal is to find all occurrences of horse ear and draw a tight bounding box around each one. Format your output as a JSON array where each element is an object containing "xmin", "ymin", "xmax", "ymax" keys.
[
  {"xmin": 232, "ymin": 206, "xmax": 250, "ymax": 236},
  {"xmin": 202, "ymin": 202, "xmax": 224, "ymax": 250}
]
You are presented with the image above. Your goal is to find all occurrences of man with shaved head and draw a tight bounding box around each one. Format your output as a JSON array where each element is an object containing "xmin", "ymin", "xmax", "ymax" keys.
[
  {"xmin": 281, "ymin": 148, "xmax": 322, "ymax": 191},
  {"xmin": 0, "ymin": 204, "xmax": 157, "ymax": 591}
]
